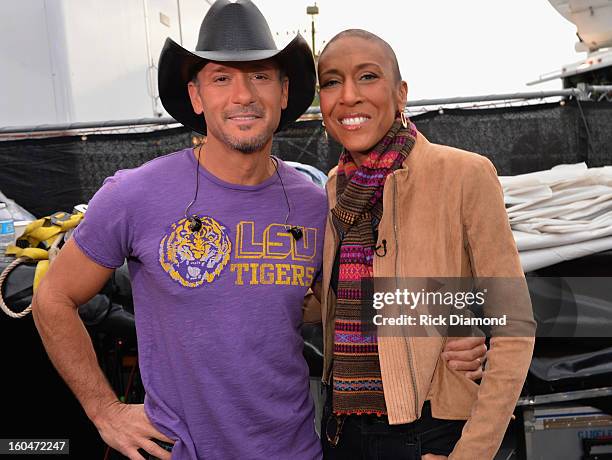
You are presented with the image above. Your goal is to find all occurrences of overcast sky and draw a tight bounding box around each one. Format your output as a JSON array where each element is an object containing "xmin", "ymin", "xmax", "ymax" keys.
[{"xmin": 253, "ymin": 0, "xmax": 581, "ymax": 101}]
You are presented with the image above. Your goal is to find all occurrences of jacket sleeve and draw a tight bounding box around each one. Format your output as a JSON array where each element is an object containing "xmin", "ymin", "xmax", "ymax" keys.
[{"xmin": 449, "ymin": 156, "xmax": 536, "ymax": 460}]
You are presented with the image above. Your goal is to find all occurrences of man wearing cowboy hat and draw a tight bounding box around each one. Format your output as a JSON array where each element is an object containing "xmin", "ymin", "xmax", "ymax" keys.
[
  {"xmin": 31, "ymin": 1, "xmax": 485, "ymax": 459},
  {"xmin": 33, "ymin": 1, "xmax": 325, "ymax": 458}
]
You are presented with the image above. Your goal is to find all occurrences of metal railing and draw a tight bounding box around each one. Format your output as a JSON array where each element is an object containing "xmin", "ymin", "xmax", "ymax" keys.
[{"xmin": 1, "ymin": 85, "xmax": 610, "ymax": 138}]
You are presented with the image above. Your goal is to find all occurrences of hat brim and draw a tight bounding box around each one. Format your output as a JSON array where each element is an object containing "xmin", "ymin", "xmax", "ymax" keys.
[{"xmin": 158, "ymin": 34, "xmax": 315, "ymax": 135}]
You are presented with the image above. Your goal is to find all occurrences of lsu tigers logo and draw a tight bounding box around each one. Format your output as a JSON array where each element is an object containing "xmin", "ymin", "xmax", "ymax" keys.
[{"xmin": 159, "ymin": 216, "xmax": 231, "ymax": 287}]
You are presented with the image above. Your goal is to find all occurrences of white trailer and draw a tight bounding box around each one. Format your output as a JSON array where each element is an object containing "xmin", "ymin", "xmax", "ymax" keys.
[
  {"xmin": 0, "ymin": 0, "xmax": 211, "ymax": 128},
  {"xmin": 529, "ymin": 0, "xmax": 612, "ymax": 87}
]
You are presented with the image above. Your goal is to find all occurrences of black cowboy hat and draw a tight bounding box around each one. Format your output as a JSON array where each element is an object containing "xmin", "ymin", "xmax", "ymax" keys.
[{"xmin": 158, "ymin": 0, "xmax": 316, "ymax": 135}]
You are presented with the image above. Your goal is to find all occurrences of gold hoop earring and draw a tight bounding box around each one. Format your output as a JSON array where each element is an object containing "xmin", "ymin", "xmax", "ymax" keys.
[
  {"xmin": 321, "ymin": 119, "xmax": 328, "ymax": 141},
  {"xmin": 400, "ymin": 111, "xmax": 408, "ymax": 129}
]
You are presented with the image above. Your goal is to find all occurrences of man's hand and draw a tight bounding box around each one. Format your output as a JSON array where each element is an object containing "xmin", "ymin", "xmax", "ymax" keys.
[
  {"xmin": 442, "ymin": 337, "xmax": 487, "ymax": 381},
  {"xmin": 95, "ymin": 402, "xmax": 174, "ymax": 460}
]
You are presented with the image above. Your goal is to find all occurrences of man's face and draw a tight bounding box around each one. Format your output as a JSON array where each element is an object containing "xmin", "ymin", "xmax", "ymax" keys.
[{"xmin": 188, "ymin": 59, "xmax": 289, "ymax": 154}]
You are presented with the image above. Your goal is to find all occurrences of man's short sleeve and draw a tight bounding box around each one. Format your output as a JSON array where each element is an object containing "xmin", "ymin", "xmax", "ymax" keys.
[{"xmin": 72, "ymin": 174, "xmax": 132, "ymax": 269}]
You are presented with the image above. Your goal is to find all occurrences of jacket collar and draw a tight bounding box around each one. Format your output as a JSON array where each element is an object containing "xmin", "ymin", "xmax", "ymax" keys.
[{"xmin": 326, "ymin": 131, "xmax": 430, "ymax": 198}]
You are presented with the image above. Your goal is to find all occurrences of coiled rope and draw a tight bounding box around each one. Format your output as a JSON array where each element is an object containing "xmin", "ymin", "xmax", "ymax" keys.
[{"xmin": 0, "ymin": 257, "xmax": 32, "ymax": 318}]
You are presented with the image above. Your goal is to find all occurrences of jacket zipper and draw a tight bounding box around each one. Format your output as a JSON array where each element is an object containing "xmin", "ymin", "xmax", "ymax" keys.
[
  {"xmin": 325, "ymin": 279, "xmax": 334, "ymax": 385},
  {"xmin": 391, "ymin": 173, "xmax": 419, "ymax": 418},
  {"xmin": 324, "ymin": 213, "xmax": 340, "ymax": 385}
]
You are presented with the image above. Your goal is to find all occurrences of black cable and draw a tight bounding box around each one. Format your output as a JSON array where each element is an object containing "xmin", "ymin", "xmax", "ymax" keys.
[
  {"xmin": 184, "ymin": 144, "xmax": 205, "ymax": 232},
  {"xmin": 185, "ymin": 143, "xmax": 204, "ymax": 220},
  {"xmin": 575, "ymin": 97, "xmax": 594, "ymax": 161},
  {"xmin": 271, "ymin": 156, "xmax": 292, "ymax": 227}
]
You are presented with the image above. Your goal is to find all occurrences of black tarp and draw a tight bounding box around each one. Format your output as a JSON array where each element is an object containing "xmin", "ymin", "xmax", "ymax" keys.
[{"xmin": 526, "ymin": 251, "xmax": 612, "ymax": 396}]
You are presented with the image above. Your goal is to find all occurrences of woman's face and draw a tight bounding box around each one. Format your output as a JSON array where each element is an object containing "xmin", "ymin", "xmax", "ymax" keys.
[{"xmin": 318, "ymin": 36, "xmax": 407, "ymax": 157}]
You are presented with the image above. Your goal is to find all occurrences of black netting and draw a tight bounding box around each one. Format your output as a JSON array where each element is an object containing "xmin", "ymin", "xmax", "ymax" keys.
[
  {"xmin": 272, "ymin": 119, "xmax": 342, "ymax": 173},
  {"xmin": 0, "ymin": 101, "xmax": 610, "ymax": 217},
  {"xmin": 413, "ymin": 100, "xmax": 611, "ymax": 175},
  {"xmin": 0, "ymin": 128, "xmax": 194, "ymax": 217}
]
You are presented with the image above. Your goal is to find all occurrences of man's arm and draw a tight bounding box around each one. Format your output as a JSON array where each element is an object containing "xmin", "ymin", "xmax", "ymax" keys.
[
  {"xmin": 32, "ymin": 239, "xmax": 173, "ymax": 460},
  {"xmin": 302, "ymin": 280, "xmax": 322, "ymax": 324}
]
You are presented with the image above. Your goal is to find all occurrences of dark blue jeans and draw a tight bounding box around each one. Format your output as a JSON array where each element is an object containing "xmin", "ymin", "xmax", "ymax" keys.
[
  {"xmin": 322, "ymin": 399, "xmax": 464, "ymax": 460},
  {"xmin": 147, "ymin": 439, "xmax": 173, "ymax": 460}
]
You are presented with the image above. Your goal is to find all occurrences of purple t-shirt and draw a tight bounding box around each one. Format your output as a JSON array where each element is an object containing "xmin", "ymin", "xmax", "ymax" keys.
[{"xmin": 73, "ymin": 149, "xmax": 326, "ymax": 460}]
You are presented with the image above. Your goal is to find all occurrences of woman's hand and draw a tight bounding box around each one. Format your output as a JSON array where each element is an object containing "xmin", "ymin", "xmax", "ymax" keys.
[{"xmin": 442, "ymin": 337, "xmax": 487, "ymax": 381}]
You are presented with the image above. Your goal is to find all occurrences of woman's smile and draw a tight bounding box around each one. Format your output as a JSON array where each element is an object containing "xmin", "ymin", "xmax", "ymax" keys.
[{"xmin": 338, "ymin": 114, "xmax": 372, "ymax": 130}]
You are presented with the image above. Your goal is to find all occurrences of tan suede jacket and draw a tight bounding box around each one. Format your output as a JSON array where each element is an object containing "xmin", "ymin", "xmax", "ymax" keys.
[{"xmin": 320, "ymin": 132, "xmax": 536, "ymax": 460}]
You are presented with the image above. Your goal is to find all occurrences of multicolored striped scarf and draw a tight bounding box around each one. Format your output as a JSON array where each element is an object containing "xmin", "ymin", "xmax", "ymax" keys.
[{"xmin": 331, "ymin": 119, "xmax": 417, "ymax": 416}]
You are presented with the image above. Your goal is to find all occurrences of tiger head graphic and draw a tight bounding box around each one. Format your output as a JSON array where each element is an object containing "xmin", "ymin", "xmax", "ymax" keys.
[{"xmin": 159, "ymin": 216, "xmax": 231, "ymax": 287}]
